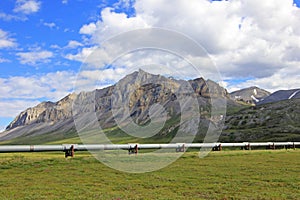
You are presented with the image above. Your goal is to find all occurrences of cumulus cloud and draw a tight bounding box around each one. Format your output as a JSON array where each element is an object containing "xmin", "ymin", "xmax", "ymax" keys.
[
  {"xmin": 79, "ymin": 23, "xmax": 97, "ymax": 35},
  {"xmin": 16, "ymin": 50, "xmax": 53, "ymax": 65},
  {"xmin": 0, "ymin": 0, "xmax": 40, "ymax": 22},
  {"xmin": 227, "ymin": 73, "xmax": 300, "ymax": 93},
  {"xmin": 0, "ymin": 71, "xmax": 77, "ymax": 118},
  {"xmin": 83, "ymin": 7, "xmax": 150, "ymax": 42},
  {"xmin": 65, "ymin": 46, "xmax": 97, "ymax": 62},
  {"xmin": 65, "ymin": 40, "xmax": 83, "ymax": 49},
  {"xmin": 13, "ymin": 0, "xmax": 41, "ymax": 15},
  {"xmin": 0, "ymin": 29, "xmax": 17, "ymax": 48},
  {"xmin": 68, "ymin": 0, "xmax": 300, "ymax": 92},
  {"xmin": 0, "ymin": 100, "xmax": 40, "ymax": 118},
  {"xmin": 0, "ymin": 69, "xmax": 125, "ymax": 119}
]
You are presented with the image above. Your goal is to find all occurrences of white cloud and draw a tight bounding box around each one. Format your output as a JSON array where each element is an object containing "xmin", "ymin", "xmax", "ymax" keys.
[
  {"xmin": 79, "ymin": 23, "xmax": 97, "ymax": 35},
  {"xmin": 50, "ymin": 44, "xmax": 61, "ymax": 49},
  {"xmin": 0, "ymin": 100, "xmax": 40, "ymax": 118},
  {"xmin": 87, "ymin": 7, "xmax": 150, "ymax": 43},
  {"xmin": 78, "ymin": 68, "xmax": 126, "ymax": 82},
  {"xmin": 43, "ymin": 22, "xmax": 57, "ymax": 29},
  {"xmin": 0, "ymin": 69, "xmax": 119, "ymax": 103},
  {"xmin": 0, "ymin": 68, "xmax": 128, "ymax": 119},
  {"xmin": 0, "ymin": 71, "xmax": 77, "ymax": 118},
  {"xmin": 0, "ymin": 0, "xmax": 40, "ymax": 22},
  {"xmin": 0, "ymin": 29, "xmax": 17, "ymax": 49},
  {"xmin": 113, "ymin": 0, "xmax": 135, "ymax": 10},
  {"xmin": 0, "ymin": 12, "xmax": 26, "ymax": 21},
  {"xmin": 71, "ymin": 0, "xmax": 300, "ymax": 91},
  {"xmin": 13, "ymin": 0, "xmax": 41, "ymax": 15},
  {"xmin": 64, "ymin": 28, "xmax": 73, "ymax": 33},
  {"xmin": 65, "ymin": 46, "xmax": 97, "ymax": 62},
  {"xmin": 65, "ymin": 40, "xmax": 83, "ymax": 49},
  {"xmin": 16, "ymin": 50, "xmax": 53, "ymax": 65},
  {"xmin": 62, "ymin": 0, "xmax": 68, "ymax": 4},
  {"xmin": 229, "ymin": 75, "xmax": 300, "ymax": 93}
]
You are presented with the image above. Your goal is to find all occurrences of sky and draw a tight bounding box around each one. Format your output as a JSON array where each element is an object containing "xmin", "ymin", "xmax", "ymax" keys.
[{"xmin": 0, "ymin": 0, "xmax": 300, "ymax": 131}]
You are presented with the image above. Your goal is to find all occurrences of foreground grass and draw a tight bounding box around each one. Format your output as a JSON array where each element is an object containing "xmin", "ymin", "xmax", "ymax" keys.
[{"xmin": 0, "ymin": 150, "xmax": 299, "ymax": 199}]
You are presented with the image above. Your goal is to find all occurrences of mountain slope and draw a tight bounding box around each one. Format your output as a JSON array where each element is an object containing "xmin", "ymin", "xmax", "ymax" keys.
[{"xmin": 222, "ymin": 98, "xmax": 300, "ymax": 142}]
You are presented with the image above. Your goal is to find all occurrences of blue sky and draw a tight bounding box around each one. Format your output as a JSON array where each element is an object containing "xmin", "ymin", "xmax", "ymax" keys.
[
  {"xmin": 1, "ymin": 0, "xmax": 300, "ymax": 131},
  {"xmin": 0, "ymin": 0, "xmax": 129, "ymax": 77},
  {"xmin": 0, "ymin": 0, "xmax": 134, "ymax": 130}
]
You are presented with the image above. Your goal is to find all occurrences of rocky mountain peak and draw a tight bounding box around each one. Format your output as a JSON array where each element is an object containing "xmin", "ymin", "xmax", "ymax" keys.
[
  {"xmin": 230, "ymin": 86, "xmax": 270, "ymax": 104},
  {"xmin": 119, "ymin": 69, "xmax": 165, "ymax": 86},
  {"xmin": 189, "ymin": 78, "xmax": 228, "ymax": 98},
  {"xmin": 6, "ymin": 93, "xmax": 76, "ymax": 131}
]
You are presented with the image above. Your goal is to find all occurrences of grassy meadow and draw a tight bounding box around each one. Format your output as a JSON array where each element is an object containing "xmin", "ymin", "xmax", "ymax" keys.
[{"xmin": 0, "ymin": 149, "xmax": 299, "ymax": 199}]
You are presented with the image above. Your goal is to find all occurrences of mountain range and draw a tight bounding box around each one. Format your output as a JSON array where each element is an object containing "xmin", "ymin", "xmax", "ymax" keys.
[{"xmin": 1, "ymin": 70, "xmax": 299, "ymax": 144}]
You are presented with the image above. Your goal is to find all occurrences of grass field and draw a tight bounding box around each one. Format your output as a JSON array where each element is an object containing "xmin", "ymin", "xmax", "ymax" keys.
[{"xmin": 0, "ymin": 150, "xmax": 299, "ymax": 199}]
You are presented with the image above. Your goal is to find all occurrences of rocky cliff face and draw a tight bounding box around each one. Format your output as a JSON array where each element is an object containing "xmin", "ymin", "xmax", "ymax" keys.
[
  {"xmin": 190, "ymin": 78, "xmax": 228, "ymax": 98},
  {"xmin": 6, "ymin": 93, "xmax": 77, "ymax": 130},
  {"xmin": 3, "ymin": 70, "xmax": 229, "ymax": 142}
]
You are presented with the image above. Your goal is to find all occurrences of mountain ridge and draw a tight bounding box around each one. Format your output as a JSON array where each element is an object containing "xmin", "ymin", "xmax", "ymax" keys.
[
  {"xmin": 2, "ymin": 70, "xmax": 230, "ymax": 143},
  {"xmin": 257, "ymin": 88, "xmax": 300, "ymax": 105}
]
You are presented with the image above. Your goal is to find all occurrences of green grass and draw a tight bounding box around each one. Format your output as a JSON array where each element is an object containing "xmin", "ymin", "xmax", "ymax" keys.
[{"xmin": 0, "ymin": 150, "xmax": 299, "ymax": 199}]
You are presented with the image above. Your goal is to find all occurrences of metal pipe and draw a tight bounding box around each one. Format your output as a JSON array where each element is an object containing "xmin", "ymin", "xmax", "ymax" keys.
[
  {"xmin": 0, "ymin": 142, "xmax": 299, "ymax": 153},
  {"xmin": 0, "ymin": 145, "xmax": 65, "ymax": 152}
]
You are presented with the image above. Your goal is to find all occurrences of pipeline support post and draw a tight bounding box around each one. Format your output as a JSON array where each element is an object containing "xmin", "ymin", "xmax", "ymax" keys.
[
  {"xmin": 213, "ymin": 144, "xmax": 222, "ymax": 151},
  {"xmin": 286, "ymin": 142, "xmax": 296, "ymax": 150},
  {"xmin": 293, "ymin": 142, "xmax": 296, "ymax": 150},
  {"xmin": 245, "ymin": 143, "xmax": 251, "ymax": 150},
  {"xmin": 128, "ymin": 144, "xmax": 138, "ymax": 155},
  {"xmin": 267, "ymin": 143, "xmax": 275, "ymax": 150},
  {"xmin": 65, "ymin": 145, "xmax": 74, "ymax": 158},
  {"xmin": 176, "ymin": 144, "xmax": 185, "ymax": 152}
]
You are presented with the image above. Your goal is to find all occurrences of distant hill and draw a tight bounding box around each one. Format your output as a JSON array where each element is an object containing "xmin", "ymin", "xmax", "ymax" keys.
[
  {"xmin": 230, "ymin": 86, "xmax": 270, "ymax": 105},
  {"xmin": 257, "ymin": 88, "xmax": 300, "ymax": 105},
  {"xmin": 222, "ymin": 98, "xmax": 300, "ymax": 142}
]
